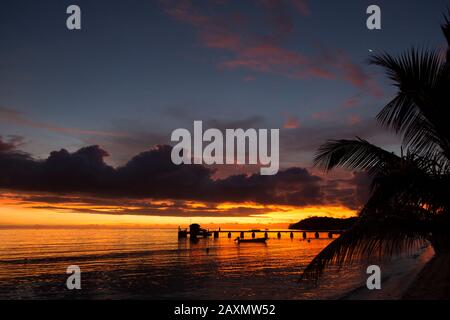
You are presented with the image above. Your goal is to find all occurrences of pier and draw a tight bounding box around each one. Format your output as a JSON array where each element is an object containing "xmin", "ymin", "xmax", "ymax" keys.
[{"xmin": 178, "ymin": 224, "xmax": 343, "ymax": 240}]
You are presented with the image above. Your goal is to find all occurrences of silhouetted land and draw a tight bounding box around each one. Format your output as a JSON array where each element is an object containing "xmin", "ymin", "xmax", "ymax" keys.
[{"xmin": 289, "ymin": 217, "xmax": 357, "ymax": 231}]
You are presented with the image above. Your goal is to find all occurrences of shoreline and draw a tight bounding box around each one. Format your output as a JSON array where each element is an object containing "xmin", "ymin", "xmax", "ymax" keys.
[
  {"xmin": 403, "ymin": 252, "xmax": 450, "ymax": 299},
  {"xmin": 340, "ymin": 246, "xmax": 435, "ymax": 300}
]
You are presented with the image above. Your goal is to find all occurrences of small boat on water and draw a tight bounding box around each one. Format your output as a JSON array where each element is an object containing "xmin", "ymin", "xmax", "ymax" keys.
[{"xmin": 234, "ymin": 237, "xmax": 267, "ymax": 244}]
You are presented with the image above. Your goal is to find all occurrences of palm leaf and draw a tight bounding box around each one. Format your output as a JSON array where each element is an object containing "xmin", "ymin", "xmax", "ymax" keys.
[
  {"xmin": 300, "ymin": 206, "xmax": 430, "ymax": 281},
  {"xmin": 304, "ymin": 11, "xmax": 450, "ymax": 283},
  {"xmin": 306, "ymin": 152, "xmax": 437, "ymax": 281},
  {"xmin": 370, "ymin": 49, "xmax": 444, "ymax": 128},
  {"xmin": 314, "ymin": 138, "xmax": 400, "ymax": 175},
  {"xmin": 370, "ymin": 49, "xmax": 450, "ymax": 161}
]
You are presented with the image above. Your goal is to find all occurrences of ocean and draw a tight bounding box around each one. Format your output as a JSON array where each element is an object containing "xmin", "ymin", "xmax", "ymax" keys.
[{"xmin": 0, "ymin": 227, "xmax": 429, "ymax": 300}]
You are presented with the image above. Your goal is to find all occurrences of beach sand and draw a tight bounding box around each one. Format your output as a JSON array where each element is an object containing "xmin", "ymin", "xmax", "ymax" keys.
[
  {"xmin": 403, "ymin": 252, "xmax": 450, "ymax": 300},
  {"xmin": 341, "ymin": 246, "xmax": 435, "ymax": 300}
]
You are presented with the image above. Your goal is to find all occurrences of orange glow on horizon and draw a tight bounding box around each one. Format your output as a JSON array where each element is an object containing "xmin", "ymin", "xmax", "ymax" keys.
[{"xmin": 0, "ymin": 192, "xmax": 357, "ymax": 228}]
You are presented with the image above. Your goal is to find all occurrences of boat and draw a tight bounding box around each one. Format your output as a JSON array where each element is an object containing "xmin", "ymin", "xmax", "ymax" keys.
[{"xmin": 234, "ymin": 237, "xmax": 267, "ymax": 244}]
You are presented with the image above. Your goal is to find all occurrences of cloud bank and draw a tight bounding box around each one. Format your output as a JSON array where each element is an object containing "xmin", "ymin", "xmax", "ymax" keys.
[{"xmin": 0, "ymin": 138, "xmax": 370, "ymax": 217}]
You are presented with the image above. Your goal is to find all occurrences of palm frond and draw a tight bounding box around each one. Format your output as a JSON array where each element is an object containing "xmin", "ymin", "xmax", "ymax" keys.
[
  {"xmin": 402, "ymin": 115, "xmax": 450, "ymax": 167},
  {"xmin": 314, "ymin": 138, "xmax": 400, "ymax": 174},
  {"xmin": 370, "ymin": 49, "xmax": 450, "ymax": 160},
  {"xmin": 305, "ymin": 11, "xmax": 450, "ymax": 283},
  {"xmin": 301, "ymin": 164, "xmax": 436, "ymax": 281},
  {"xmin": 300, "ymin": 212, "xmax": 430, "ymax": 281},
  {"xmin": 370, "ymin": 49, "xmax": 445, "ymax": 129}
]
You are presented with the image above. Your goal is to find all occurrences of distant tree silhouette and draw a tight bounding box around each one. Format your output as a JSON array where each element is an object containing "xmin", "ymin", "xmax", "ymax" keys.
[
  {"xmin": 289, "ymin": 217, "xmax": 357, "ymax": 231},
  {"xmin": 301, "ymin": 12, "xmax": 450, "ymax": 280}
]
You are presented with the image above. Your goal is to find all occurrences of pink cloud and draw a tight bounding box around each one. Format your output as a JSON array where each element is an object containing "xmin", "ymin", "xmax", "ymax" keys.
[
  {"xmin": 220, "ymin": 43, "xmax": 313, "ymax": 77},
  {"xmin": 334, "ymin": 52, "xmax": 367, "ymax": 87},
  {"xmin": 302, "ymin": 67, "xmax": 334, "ymax": 79},
  {"xmin": 163, "ymin": 0, "xmax": 381, "ymax": 95},
  {"xmin": 322, "ymin": 49, "xmax": 383, "ymax": 97},
  {"xmin": 366, "ymin": 78, "xmax": 384, "ymax": 98},
  {"xmin": 283, "ymin": 115, "xmax": 301, "ymax": 129},
  {"xmin": 343, "ymin": 97, "xmax": 359, "ymax": 109},
  {"xmin": 162, "ymin": 0, "xmax": 210, "ymax": 26},
  {"xmin": 201, "ymin": 32, "xmax": 241, "ymax": 50},
  {"xmin": 288, "ymin": 0, "xmax": 311, "ymax": 16},
  {"xmin": 348, "ymin": 114, "xmax": 362, "ymax": 125}
]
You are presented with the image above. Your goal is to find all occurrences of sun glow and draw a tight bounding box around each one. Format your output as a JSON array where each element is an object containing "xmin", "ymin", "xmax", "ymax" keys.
[{"xmin": 0, "ymin": 192, "xmax": 357, "ymax": 228}]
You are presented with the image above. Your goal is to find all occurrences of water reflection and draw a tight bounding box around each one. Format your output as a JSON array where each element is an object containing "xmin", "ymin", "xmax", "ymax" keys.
[{"xmin": 0, "ymin": 228, "xmax": 365, "ymax": 299}]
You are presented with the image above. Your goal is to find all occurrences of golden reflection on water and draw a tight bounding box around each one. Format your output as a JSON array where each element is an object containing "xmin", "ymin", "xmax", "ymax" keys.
[{"xmin": 0, "ymin": 228, "xmax": 362, "ymax": 299}]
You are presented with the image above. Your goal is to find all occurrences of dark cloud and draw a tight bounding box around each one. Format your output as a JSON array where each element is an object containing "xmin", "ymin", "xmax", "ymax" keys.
[
  {"xmin": 0, "ymin": 142, "xmax": 369, "ymax": 211},
  {"xmin": 207, "ymin": 167, "xmax": 323, "ymax": 205},
  {"xmin": 1, "ymin": 192, "xmax": 268, "ymax": 217},
  {"xmin": 320, "ymin": 171, "xmax": 372, "ymax": 210}
]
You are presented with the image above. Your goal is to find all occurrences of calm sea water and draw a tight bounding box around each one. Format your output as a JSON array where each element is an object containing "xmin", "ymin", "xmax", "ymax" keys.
[{"xmin": 0, "ymin": 228, "xmax": 375, "ymax": 300}]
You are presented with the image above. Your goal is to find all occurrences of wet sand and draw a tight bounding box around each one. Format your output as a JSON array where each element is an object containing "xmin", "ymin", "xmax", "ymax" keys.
[
  {"xmin": 341, "ymin": 246, "xmax": 434, "ymax": 300},
  {"xmin": 342, "ymin": 245, "xmax": 450, "ymax": 300},
  {"xmin": 403, "ymin": 252, "xmax": 450, "ymax": 300}
]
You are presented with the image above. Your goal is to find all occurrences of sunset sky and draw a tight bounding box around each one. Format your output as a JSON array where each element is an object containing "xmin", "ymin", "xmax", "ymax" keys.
[{"xmin": 0, "ymin": 0, "xmax": 448, "ymax": 227}]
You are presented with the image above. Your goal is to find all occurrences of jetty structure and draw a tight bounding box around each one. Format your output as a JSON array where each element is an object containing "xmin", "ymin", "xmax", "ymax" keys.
[
  {"xmin": 178, "ymin": 224, "xmax": 212, "ymax": 240},
  {"xmin": 178, "ymin": 224, "xmax": 343, "ymax": 240}
]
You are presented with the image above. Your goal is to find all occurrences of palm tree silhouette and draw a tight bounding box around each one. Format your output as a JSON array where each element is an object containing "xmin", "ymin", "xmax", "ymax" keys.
[{"xmin": 301, "ymin": 12, "xmax": 450, "ymax": 280}]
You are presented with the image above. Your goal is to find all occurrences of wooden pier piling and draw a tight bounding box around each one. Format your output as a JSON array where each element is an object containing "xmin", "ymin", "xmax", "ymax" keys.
[{"xmin": 178, "ymin": 224, "xmax": 345, "ymax": 240}]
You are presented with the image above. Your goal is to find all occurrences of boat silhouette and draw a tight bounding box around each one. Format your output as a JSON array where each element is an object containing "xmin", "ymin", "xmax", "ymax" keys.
[{"xmin": 234, "ymin": 237, "xmax": 267, "ymax": 244}]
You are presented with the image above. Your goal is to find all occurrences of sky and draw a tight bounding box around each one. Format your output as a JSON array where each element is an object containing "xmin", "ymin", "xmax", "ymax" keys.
[{"xmin": 0, "ymin": 0, "xmax": 449, "ymax": 227}]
